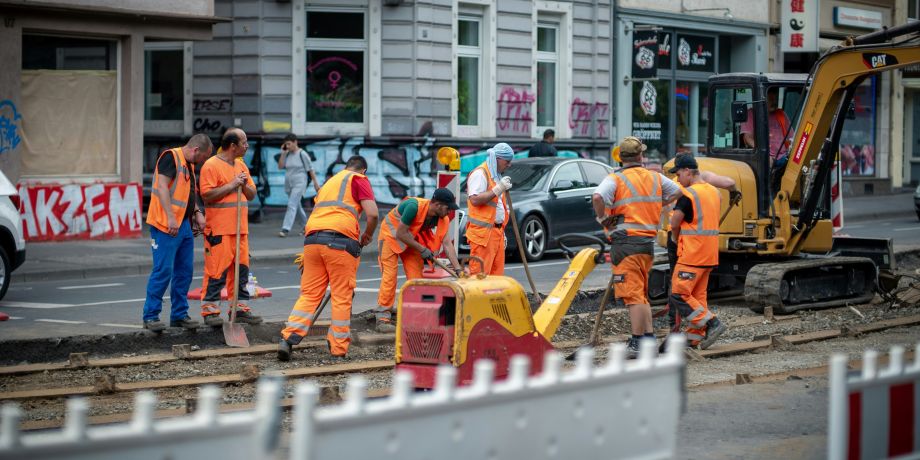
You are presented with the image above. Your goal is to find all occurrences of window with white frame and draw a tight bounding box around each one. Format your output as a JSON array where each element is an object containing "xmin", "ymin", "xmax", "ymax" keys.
[
  {"xmin": 457, "ymin": 17, "xmax": 481, "ymax": 127},
  {"xmin": 304, "ymin": 9, "xmax": 367, "ymax": 125},
  {"xmin": 536, "ymin": 23, "xmax": 558, "ymax": 129}
]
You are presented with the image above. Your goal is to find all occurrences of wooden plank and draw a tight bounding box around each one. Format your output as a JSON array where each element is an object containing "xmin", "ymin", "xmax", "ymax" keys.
[
  {"xmin": 784, "ymin": 329, "xmax": 842, "ymax": 344},
  {"xmin": 853, "ymin": 314, "xmax": 920, "ymax": 334},
  {"xmin": 0, "ymin": 385, "xmax": 96, "ymax": 401},
  {"xmin": 698, "ymin": 340, "xmax": 772, "ymax": 358},
  {"xmin": 281, "ymin": 360, "xmax": 393, "ymax": 378},
  {"xmin": 0, "ymin": 362, "xmax": 69, "ymax": 377}
]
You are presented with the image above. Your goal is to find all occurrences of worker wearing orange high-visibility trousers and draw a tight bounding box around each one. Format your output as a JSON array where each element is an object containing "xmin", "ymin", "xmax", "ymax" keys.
[
  {"xmin": 198, "ymin": 128, "xmax": 262, "ymax": 327},
  {"xmin": 142, "ymin": 134, "xmax": 213, "ymax": 333},
  {"xmin": 372, "ymin": 188, "xmax": 464, "ymax": 332},
  {"xmin": 466, "ymin": 142, "xmax": 514, "ymax": 276},
  {"xmin": 277, "ymin": 156, "xmax": 379, "ymax": 360},
  {"xmin": 668, "ymin": 154, "xmax": 727, "ymax": 350},
  {"xmin": 592, "ymin": 136, "xmax": 682, "ymax": 359}
]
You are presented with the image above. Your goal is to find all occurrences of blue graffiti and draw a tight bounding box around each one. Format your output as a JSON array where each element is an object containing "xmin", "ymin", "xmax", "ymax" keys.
[{"xmin": 0, "ymin": 100, "xmax": 22, "ymax": 155}]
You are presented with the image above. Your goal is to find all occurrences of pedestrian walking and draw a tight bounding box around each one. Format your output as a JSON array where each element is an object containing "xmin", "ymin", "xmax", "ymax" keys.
[
  {"xmin": 142, "ymin": 134, "xmax": 213, "ymax": 332},
  {"xmin": 668, "ymin": 154, "xmax": 728, "ymax": 350},
  {"xmin": 198, "ymin": 128, "xmax": 262, "ymax": 327},
  {"xmin": 529, "ymin": 129, "xmax": 557, "ymax": 157},
  {"xmin": 592, "ymin": 136, "xmax": 682, "ymax": 358},
  {"xmin": 372, "ymin": 188, "xmax": 463, "ymax": 332},
  {"xmin": 466, "ymin": 142, "xmax": 514, "ymax": 276},
  {"xmin": 277, "ymin": 134, "xmax": 320, "ymax": 237},
  {"xmin": 278, "ymin": 155, "xmax": 379, "ymax": 360}
]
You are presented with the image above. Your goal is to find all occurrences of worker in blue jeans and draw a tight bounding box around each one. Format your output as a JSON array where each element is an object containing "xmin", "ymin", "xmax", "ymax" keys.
[{"xmin": 142, "ymin": 134, "xmax": 213, "ymax": 332}]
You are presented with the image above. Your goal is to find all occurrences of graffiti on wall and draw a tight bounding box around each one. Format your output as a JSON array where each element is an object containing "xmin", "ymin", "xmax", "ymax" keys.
[
  {"xmin": 0, "ymin": 100, "xmax": 22, "ymax": 155},
  {"xmin": 193, "ymin": 98, "xmax": 231, "ymax": 112},
  {"xmin": 496, "ymin": 86, "xmax": 535, "ymax": 137},
  {"xmin": 568, "ymin": 98, "xmax": 610, "ymax": 139},
  {"xmin": 252, "ymin": 138, "xmax": 587, "ymax": 207},
  {"xmin": 19, "ymin": 183, "xmax": 143, "ymax": 241}
]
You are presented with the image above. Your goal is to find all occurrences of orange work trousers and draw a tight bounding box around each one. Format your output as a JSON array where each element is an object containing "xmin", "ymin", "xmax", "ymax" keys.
[
  {"xmin": 376, "ymin": 239, "xmax": 425, "ymax": 311},
  {"xmin": 469, "ymin": 227, "xmax": 505, "ymax": 276},
  {"xmin": 201, "ymin": 233, "xmax": 251, "ymax": 316},
  {"xmin": 281, "ymin": 244, "xmax": 360, "ymax": 356},
  {"xmin": 669, "ymin": 263, "xmax": 714, "ymax": 346},
  {"xmin": 612, "ymin": 253, "xmax": 652, "ymax": 306}
]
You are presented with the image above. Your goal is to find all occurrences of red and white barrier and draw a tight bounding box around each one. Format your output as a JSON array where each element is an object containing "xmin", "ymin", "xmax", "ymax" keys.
[
  {"xmin": 831, "ymin": 160, "xmax": 844, "ymax": 232},
  {"xmin": 17, "ymin": 183, "xmax": 143, "ymax": 241},
  {"xmin": 828, "ymin": 345, "xmax": 920, "ymax": 460}
]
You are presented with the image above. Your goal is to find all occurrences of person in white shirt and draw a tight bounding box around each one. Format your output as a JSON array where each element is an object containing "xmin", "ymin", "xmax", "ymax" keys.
[{"xmin": 465, "ymin": 142, "xmax": 514, "ymax": 275}]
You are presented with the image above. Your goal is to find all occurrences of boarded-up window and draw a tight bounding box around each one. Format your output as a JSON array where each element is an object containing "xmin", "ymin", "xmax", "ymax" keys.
[{"xmin": 20, "ymin": 70, "xmax": 118, "ymax": 176}]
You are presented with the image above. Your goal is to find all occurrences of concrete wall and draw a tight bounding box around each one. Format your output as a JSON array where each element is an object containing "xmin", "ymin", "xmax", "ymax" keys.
[
  {"xmin": 619, "ymin": 0, "xmax": 768, "ymax": 23},
  {"xmin": 42, "ymin": 0, "xmax": 213, "ymax": 16}
]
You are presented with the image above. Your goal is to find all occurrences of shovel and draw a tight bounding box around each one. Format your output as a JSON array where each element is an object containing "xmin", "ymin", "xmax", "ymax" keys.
[
  {"xmin": 505, "ymin": 191, "xmax": 540, "ymax": 302},
  {"xmin": 223, "ymin": 187, "xmax": 250, "ymax": 348},
  {"xmin": 566, "ymin": 271, "xmax": 617, "ymax": 360},
  {"xmin": 431, "ymin": 258, "xmax": 460, "ymax": 278}
]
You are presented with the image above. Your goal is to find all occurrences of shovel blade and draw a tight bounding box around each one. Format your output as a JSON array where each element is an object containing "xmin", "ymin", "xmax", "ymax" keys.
[{"xmin": 222, "ymin": 321, "xmax": 250, "ymax": 348}]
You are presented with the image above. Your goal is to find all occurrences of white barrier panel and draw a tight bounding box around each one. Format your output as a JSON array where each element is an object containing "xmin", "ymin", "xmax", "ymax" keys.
[
  {"xmin": 293, "ymin": 337, "xmax": 685, "ymax": 460},
  {"xmin": 0, "ymin": 337, "xmax": 685, "ymax": 460},
  {"xmin": 0, "ymin": 379, "xmax": 284, "ymax": 460},
  {"xmin": 828, "ymin": 344, "xmax": 920, "ymax": 460}
]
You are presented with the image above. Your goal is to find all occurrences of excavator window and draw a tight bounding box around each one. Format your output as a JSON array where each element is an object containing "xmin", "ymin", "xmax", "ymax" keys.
[{"xmin": 711, "ymin": 86, "xmax": 753, "ymax": 150}]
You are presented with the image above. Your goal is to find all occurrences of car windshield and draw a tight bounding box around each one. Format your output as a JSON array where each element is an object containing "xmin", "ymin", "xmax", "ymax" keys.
[{"xmin": 503, "ymin": 163, "xmax": 553, "ymax": 191}]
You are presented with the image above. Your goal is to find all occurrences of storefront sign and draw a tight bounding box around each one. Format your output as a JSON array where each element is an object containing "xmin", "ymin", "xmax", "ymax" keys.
[
  {"xmin": 675, "ymin": 35, "xmax": 714, "ymax": 73},
  {"xmin": 639, "ymin": 81, "xmax": 657, "ymax": 116},
  {"xmin": 781, "ymin": 0, "xmax": 819, "ymax": 53},
  {"xmin": 834, "ymin": 7, "xmax": 883, "ymax": 30},
  {"xmin": 631, "ymin": 30, "xmax": 659, "ymax": 80}
]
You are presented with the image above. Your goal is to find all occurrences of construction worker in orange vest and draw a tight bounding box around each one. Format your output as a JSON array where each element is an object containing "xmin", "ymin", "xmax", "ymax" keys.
[
  {"xmin": 372, "ymin": 188, "xmax": 464, "ymax": 332},
  {"xmin": 668, "ymin": 154, "xmax": 728, "ymax": 350},
  {"xmin": 142, "ymin": 134, "xmax": 213, "ymax": 333},
  {"xmin": 593, "ymin": 136, "xmax": 682, "ymax": 359},
  {"xmin": 278, "ymin": 155, "xmax": 379, "ymax": 361},
  {"xmin": 466, "ymin": 142, "xmax": 514, "ymax": 276},
  {"xmin": 198, "ymin": 128, "xmax": 262, "ymax": 327}
]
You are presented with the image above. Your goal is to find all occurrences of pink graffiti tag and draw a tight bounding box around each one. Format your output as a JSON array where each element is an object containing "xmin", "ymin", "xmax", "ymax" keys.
[
  {"xmin": 568, "ymin": 98, "xmax": 609, "ymax": 138},
  {"xmin": 496, "ymin": 87, "xmax": 535, "ymax": 135}
]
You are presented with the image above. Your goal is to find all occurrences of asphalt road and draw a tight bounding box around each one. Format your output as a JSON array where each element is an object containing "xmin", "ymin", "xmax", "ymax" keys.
[{"xmin": 836, "ymin": 214, "xmax": 920, "ymax": 247}]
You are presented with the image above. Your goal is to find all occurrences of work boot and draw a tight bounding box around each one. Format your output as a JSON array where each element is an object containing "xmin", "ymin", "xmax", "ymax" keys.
[
  {"xmin": 375, "ymin": 317, "xmax": 397, "ymax": 333},
  {"xmin": 233, "ymin": 310, "xmax": 263, "ymax": 325},
  {"xmin": 699, "ymin": 317, "xmax": 727, "ymax": 351},
  {"xmin": 625, "ymin": 337, "xmax": 641, "ymax": 360},
  {"xmin": 170, "ymin": 316, "xmax": 199, "ymax": 330},
  {"xmin": 143, "ymin": 319, "xmax": 166, "ymax": 333},
  {"xmin": 326, "ymin": 340, "xmax": 347, "ymax": 362},
  {"xmin": 203, "ymin": 314, "xmax": 223, "ymax": 327},
  {"xmin": 277, "ymin": 339, "xmax": 292, "ymax": 362}
]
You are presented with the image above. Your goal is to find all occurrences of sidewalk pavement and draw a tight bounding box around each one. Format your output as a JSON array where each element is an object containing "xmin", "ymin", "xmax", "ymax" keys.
[{"xmin": 13, "ymin": 191, "xmax": 916, "ymax": 283}]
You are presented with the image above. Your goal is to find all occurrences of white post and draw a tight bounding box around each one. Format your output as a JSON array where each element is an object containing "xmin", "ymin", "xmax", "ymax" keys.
[{"xmin": 828, "ymin": 354, "xmax": 849, "ymax": 460}]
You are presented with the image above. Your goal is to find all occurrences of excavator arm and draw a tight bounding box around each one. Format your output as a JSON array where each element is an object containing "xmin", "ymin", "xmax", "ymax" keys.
[{"xmin": 781, "ymin": 21, "xmax": 920, "ymax": 252}]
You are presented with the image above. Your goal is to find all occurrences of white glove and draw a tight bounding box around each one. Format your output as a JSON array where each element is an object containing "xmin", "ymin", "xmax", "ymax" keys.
[{"xmin": 491, "ymin": 176, "xmax": 513, "ymax": 196}]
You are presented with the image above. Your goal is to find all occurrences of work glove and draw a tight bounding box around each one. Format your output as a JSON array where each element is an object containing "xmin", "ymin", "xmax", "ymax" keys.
[
  {"xmin": 596, "ymin": 215, "xmax": 616, "ymax": 228},
  {"xmin": 419, "ymin": 248, "xmax": 435, "ymax": 261},
  {"xmin": 729, "ymin": 190, "xmax": 742, "ymax": 207},
  {"xmin": 491, "ymin": 176, "xmax": 513, "ymax": 196}
]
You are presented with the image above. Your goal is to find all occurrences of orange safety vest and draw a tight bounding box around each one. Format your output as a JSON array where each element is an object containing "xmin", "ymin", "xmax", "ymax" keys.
[
  {"xmin": 677, "ymin": 182, "xmax": 721, "ymax": 266},
  {"xmin": 201, "ymin": 156, "xmax": 252, "ymax": 236},
  {"xmin": 305, "ymin": 169, "xmax": 366, "ymax": 241},
  {"xmin": 465, "ymin": 162, "xmax": 508, "ymax": 245},
  {"xmin": 379, "ymin": 197, "xmax": 449, "ymax": 254},
  {"xmin": 146, "ymin": 148, "xmax": 192, "ymax": 233},
  {"xmin": 604, "ymin": 166, "xmax": 663, "ymax": 237}
]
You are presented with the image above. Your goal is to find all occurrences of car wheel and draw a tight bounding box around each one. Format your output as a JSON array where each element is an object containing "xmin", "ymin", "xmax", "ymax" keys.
[
  {"xmin": 0, "ymin": 246, "xmax": 11, "ymax": 301},
  {"xmin": 520, "ymin": 215, "xmax": 547, "ymax": 261}
]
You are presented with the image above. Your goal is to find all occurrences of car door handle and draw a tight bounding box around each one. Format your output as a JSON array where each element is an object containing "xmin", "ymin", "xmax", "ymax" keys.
[{"xmin": 583, "ymin": 196, "xmax": 592, "ymax": 203}]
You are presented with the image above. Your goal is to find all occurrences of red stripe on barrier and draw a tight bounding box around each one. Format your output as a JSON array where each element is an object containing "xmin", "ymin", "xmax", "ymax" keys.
[
  {"xmin": 889, "ymin": 382, "xmax": 915, "ymax": 457},
  {"xmin": 849, "ymin": 391, "xmax": 862, "ymax": 460}
]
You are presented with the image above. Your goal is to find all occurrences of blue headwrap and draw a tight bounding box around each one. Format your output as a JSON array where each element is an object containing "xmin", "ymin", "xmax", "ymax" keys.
[{"xmin": 487, "ymin": 142, "xmax": 514, "ymax": 179}]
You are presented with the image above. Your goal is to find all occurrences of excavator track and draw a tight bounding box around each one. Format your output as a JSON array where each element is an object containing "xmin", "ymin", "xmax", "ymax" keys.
[{"xmin": 744, "ymin": 256, "xmax": 878, "ymax": 314}]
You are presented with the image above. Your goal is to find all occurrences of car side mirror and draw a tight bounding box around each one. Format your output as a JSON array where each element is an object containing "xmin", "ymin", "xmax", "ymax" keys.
[
  {"xmin": 731, "ymin": 101, "xmax": 748, "ymax": 123},
  {"xmin": 552, "ymin": 180, "xmax": 574, "ymax": 191}
]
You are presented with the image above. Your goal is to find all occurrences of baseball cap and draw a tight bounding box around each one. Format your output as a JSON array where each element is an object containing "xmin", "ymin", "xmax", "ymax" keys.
[
  {"xmin": 668, "ymin": 154, "xmax": 699, "ymax": 173},
  {"xmin": 619, "ymin": 136, "xmax": 647, "ymax": 157},
  {"xmin": 432, "ymin": 188, "xmax": 459, "ymax": 210}
]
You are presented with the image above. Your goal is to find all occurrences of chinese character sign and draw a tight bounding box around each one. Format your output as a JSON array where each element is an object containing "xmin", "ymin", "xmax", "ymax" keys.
[{"xmin": 782, "ymin": 0, "xmax": 819, "ymax": 53}]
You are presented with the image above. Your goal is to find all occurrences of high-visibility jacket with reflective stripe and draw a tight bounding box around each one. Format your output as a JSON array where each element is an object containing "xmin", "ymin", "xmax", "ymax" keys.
[
  {"xmin": 146, "ymin": 148, "xmax": 192, "ymax": 234},
  {"xmin": 379, "ymin": 197, "xmax": 449, "ymax": 254},
  {"xmin": 677, "ymin": 182, "xmax": 720, "ymax": 266},
  {"xmin": 604, "ymin": 166, "xmax": 663, "ymax": 237},
  {"xmin": 201, "ymin": 156, "xmax": 254, "ymax": 236},
  {"xmin": 305, "ymin": 169, "xmax": 365, "ymax": 240},
  {"xmin": 465, "ymin": 162, "xmax": 507, "ymax": 245}
]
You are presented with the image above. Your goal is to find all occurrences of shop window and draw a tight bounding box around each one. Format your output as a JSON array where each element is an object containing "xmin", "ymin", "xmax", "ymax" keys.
[
  {"xmin": 675, "ymin": 82, "xmax": 709, "ymax": 155},
  {"xmin": 305, "ymin": 10, "xmax": 366, "ymax": 126},
  {"xmin": 911, "ymin": 0, "xmax": 920, "ymax": 20},
  {"xmin": 536, "ymin": 23, "xmax": 558, "ymax": 129},
  {"xmin": 840, "ymin": 77, "xmax": 878, "ymax": 176},
  {"xmin": 675, "ymin": 34, "xmax": 715, "ymax": 73},
  {"xmin": 457, "ymin": 17, "xmax": 481, "ymax": 127},
  {"xmin": 144, "ymin": 45, "xmax": 184, "ymax": 122},
  {"xmin": 21, "ymin": 35, "xmax": 118, "ymax": 177},
  {"xmin": 631, "ymin": 80, "xmax": 670, "ymax": 162}
]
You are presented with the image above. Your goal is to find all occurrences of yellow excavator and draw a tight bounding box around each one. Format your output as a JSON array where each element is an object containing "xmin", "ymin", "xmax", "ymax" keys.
[{"xmin": 653, "ymin": 22, "xmax": 920, "ymax": 313}]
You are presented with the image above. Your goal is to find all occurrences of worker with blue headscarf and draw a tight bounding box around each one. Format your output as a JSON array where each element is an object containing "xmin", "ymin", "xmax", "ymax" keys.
[{"xmin": 465, "ymin": 142, "xmax": 514, "ymax": 275}]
